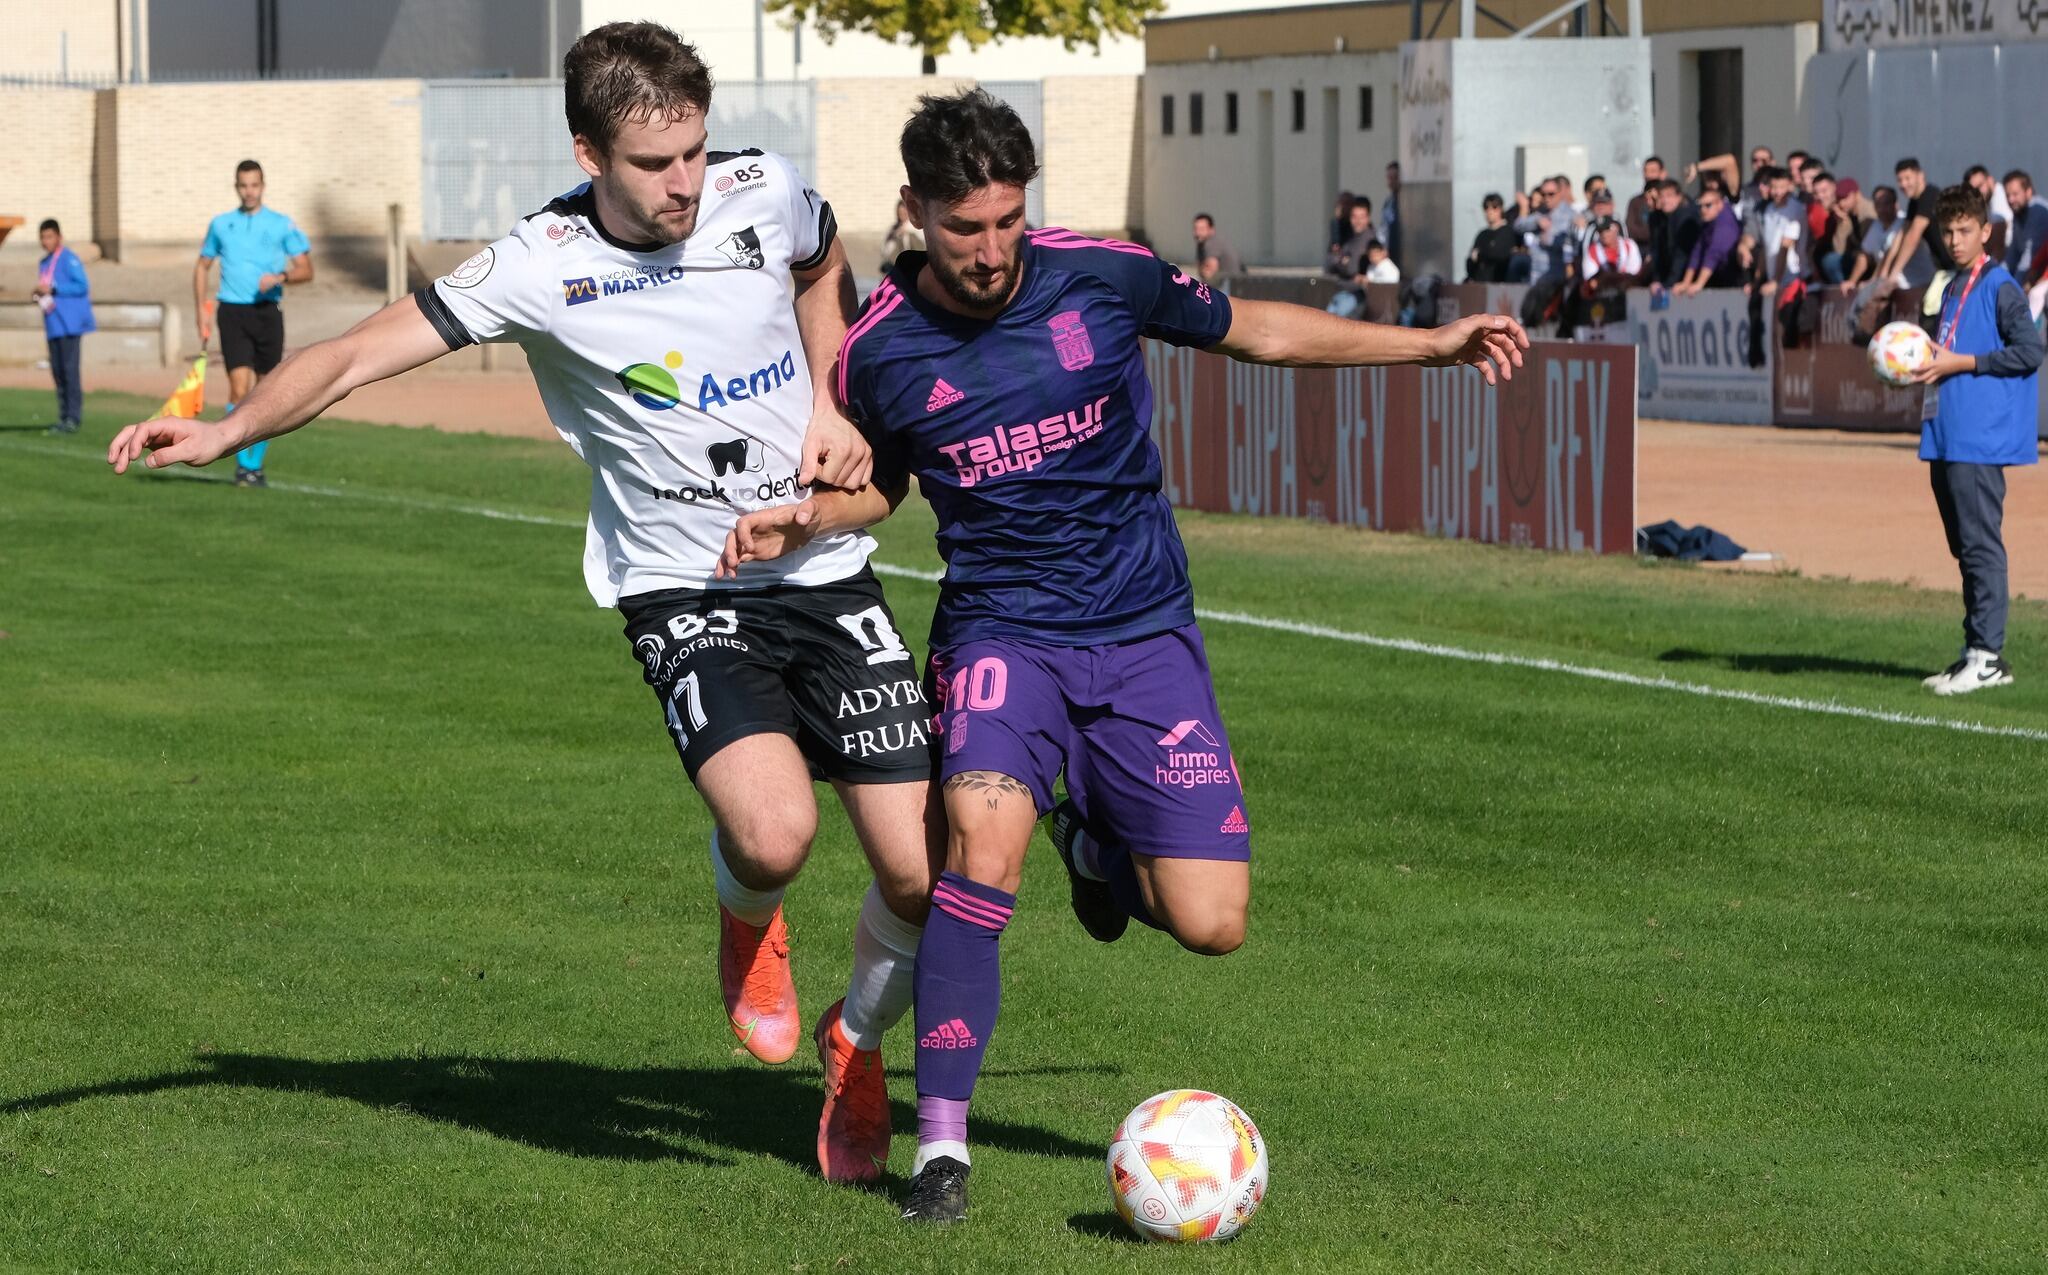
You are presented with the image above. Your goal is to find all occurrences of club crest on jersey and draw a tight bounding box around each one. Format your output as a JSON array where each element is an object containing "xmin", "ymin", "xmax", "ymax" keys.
[
  {"xmin": 718, "ymin": 226, "xmax": 765, "ymax": 269},
  {"xmin": 1048, "ymin": 310, "xmax": 1095, "ymax": 371}
]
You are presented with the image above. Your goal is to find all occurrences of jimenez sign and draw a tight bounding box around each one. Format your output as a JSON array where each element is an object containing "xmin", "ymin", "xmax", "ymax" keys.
[
  {"xmin": 1826, "ymin": 0, "xmax": 2048, "ymax": 48},
  {"xmin": 1144, "ymin": 342, "xmax": 1635, "ymax": 554}
]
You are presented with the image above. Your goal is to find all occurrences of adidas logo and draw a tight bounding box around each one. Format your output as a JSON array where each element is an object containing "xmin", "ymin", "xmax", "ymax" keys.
[
  {"xmin": 926, "ymin": 377, "xmax": 965, "ymax": 412},
  {"xmin": 1219, "ymin": 806, "xmax": 1248, "ymax": 835},
  {"xmin": 919, "ymin": 1018, "xmax": 979, "ymax": 1050}
]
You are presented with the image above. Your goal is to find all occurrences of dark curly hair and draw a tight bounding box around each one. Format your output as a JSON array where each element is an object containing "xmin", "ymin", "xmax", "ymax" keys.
[
  {"xmin": 900, "ymin": 88, "xmax": 1040, "ymax": 205},
  {"xmin": 1933, "ymin": 183, "xmax": 1988, "ymax": 228}
]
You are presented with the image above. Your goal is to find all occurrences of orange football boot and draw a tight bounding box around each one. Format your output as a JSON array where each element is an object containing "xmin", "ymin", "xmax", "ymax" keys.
[
  {"xmin": 814, "ymin": 997, "xmax": 891, "ymax": 1182},
  {"xmin": 719, "ymin": 904, "xmax": 799, "ymax": 1064}
]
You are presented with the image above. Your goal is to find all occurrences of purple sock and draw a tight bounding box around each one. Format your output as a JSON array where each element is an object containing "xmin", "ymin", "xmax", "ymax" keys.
[{"xmin": 913, "ymin": 871, "xmax": 1015, "ymax": 1153}]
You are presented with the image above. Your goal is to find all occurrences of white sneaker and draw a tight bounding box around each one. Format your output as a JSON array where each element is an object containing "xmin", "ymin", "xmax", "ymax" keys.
[{"xmin": 1926, "ymin": 648, "xmax": 2015, "ymax": 696}]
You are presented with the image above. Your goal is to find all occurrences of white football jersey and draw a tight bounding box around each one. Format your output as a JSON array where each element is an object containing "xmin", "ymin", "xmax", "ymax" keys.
[{"xmin": 421, "ymin": 150, "xmax": 872, "ymax": 606}]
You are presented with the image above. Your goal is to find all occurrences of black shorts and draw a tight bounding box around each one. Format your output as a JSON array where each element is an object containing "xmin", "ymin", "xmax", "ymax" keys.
[
  {"xmin": 217, "ymin": 301, "xmax": 285, "ymax": 374},
  {"xmin": 619, "ymin": 567, "xmax": 934, "ymax": 785}
]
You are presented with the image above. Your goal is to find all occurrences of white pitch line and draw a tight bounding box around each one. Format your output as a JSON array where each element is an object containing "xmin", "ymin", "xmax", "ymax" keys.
[
  {"xmin": 1186, "ymin": 607, "xmax": 2048, "ymax": 744},
  {"xmin": 9, "ymin": 434, "xmax": 2043, "ymax": 744}
]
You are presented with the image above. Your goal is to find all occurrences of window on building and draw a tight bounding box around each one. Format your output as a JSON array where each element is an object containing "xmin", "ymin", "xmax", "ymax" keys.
[
  {"xmin": 1226, "ymin": 91, "xmax": 1239, "ymax": 134},
  {"xmin": 1291, "ymin": 88, "xmax": 1306, "ymax": 132},
  {"xmin": 1161, "ymin": 93, "xmax": 1175, "ymax": 136},
  {"xmin": 1358, "ymin": 85, "xmax": 1373, "ymax": 130},
  {"xmin": 1190, "ymin": 92, "xmax": 1205, "ymax": 135}
]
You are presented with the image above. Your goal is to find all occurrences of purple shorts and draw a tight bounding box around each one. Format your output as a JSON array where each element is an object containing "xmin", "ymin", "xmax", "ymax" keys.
[{"xmin": 928, "ymin": 624, "xmax": 1251, "ymax": 861}]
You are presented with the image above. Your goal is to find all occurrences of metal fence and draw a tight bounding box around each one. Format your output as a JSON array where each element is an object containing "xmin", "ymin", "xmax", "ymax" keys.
[
  {"xmin": 420, "ymin": 78, "xmax": 817, "ymax": 241},
  {"xmin": 978, "ymin": 80, "xmax": 1045, "ymax": 229}
]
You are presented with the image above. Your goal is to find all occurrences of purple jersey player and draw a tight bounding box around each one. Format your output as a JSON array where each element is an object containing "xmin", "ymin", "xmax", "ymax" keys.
[{"xmin": 717, "ymin": 88, "xmax": 1528, "ymax": 1224}]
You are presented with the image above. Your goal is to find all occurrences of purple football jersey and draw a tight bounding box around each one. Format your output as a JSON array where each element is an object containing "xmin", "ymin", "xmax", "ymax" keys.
[{"xmin": 838, "ymin": 229, "xmax": 1234, "ymax": 648}]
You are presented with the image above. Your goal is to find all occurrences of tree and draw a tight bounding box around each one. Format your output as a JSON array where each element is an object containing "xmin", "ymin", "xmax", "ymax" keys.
[{"xmin": 766, "ymin": 0, "xmax": 1165, "ymax": 74}]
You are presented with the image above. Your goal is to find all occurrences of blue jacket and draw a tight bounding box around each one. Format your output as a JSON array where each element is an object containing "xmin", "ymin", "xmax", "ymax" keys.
[
  {"xmin": 1920, "ymin": 260, "xmax": 2042, "ymax": 467},
  {"xmin": 39, "ymin": 246, "xmax": 95, "ymax": 339}
]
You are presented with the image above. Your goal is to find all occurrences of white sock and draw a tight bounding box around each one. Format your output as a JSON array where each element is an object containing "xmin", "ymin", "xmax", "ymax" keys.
[
  {"xmin": 839, "ymin": 882, "xmax": 920, "ymax": 1050},
  {"xmin": 710, "ymin": 828, "xmax": 783, "ymax": 926},
  {"xmin": 914, "ymin": 1140, "xmax": 971, "ymax": 1173}
]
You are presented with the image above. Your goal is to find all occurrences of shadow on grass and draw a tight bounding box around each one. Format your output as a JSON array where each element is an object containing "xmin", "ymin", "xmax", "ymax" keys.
[
  {"xmin": 1659, "ymin": 647, "xmax": 1930, "ymax": 680},
  {"xmin": 1066, "ymin": 1211, "xmax": 1145, "ymax": 1243},
  {"xmin": 1, "ymin": 1053, "xmax": 1108, "ymax": 1173}
]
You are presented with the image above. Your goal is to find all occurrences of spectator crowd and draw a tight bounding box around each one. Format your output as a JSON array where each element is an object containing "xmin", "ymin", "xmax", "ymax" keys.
[
  {"xmin": 1459, "ymin": 146, "xmax": 2048, "ymax": 348},
  {"xmin": 1189, "ymin": 146, "xmax": 2048, "ymax": 348}
]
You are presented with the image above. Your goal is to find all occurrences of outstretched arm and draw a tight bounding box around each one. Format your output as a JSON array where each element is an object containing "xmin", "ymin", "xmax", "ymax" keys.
[
  {"xmin": 1210, "ymin": 298, "xmax": 1529, "ymax": 384},
  {"xmin": 108, "ymin": 292, "xmax": 454, "ymax": 473}
]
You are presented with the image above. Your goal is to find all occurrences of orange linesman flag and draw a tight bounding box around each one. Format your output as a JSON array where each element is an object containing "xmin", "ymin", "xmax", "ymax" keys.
[{"xmin": 157, "ymin": 354, "xmax": 207, "ymax": 419}]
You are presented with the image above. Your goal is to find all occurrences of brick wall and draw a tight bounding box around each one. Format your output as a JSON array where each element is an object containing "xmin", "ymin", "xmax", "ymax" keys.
[
  {"xmin": 1042, "ymin": 76, "xmax": 1142, "ymax": 238},
  {"xmin": 812, "ymin": 77, "xmax": 978, "ymax": 250},
  {"xmin": 106, "ymin": 80, "xmax": 425, "ymax": 249},
  {"xmin": 0, "ymin": 87, "xmax": 99, "ymax": 253},
  {"xmin": 1, "ymin": 73, "xmax": 1146, "ymax": 264},
  {"xmin": 814, "ymin": 75, "xmax": 1143, "ymax": 255}
]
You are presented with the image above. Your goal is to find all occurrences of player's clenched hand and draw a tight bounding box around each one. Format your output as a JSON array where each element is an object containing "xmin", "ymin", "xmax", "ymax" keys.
[
  {"xmin": 716, "ymin": 497, "xmax": 822, "ymax": 579},
  {"xmin": 106, "ymin": 417, "xmax": 234, "ymax": 475},
  {"xmin": 1422, "ymin": 313, "xmax": 1530, "ymax": 386},
  {"xmin": 799, "ymin": 408, "xmax": 872, "ymax": 491}
]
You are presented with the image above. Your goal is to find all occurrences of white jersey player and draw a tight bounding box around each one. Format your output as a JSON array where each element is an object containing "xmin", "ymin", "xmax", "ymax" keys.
[{"xmin": 108, "ymin": 21, "xmax": 934, "ymax": 1185}]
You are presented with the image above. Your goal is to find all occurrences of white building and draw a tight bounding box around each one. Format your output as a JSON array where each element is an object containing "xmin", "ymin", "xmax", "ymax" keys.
[{"xmin": 1143, "ymin": 0, "xmax": 1823, "ymax": 268}]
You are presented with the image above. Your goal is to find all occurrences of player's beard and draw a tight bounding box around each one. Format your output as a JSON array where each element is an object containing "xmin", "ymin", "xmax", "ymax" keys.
[
  {"xmin": 599, "ymin": 173, "xmax": 698, "ymax": 246},
  {"xmin": 632, "ymin": 195, "xmax": 699, "ymax": 246},
  {"xmin": 930, "ymin": 247, "xmax": 1022, "ymax": 312}
]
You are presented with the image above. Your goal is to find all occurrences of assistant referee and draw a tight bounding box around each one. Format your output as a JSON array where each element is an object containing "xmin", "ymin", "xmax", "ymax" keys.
[{"xmin": 195, "ymin": 159, "xmax": 313, "ymax": 487}]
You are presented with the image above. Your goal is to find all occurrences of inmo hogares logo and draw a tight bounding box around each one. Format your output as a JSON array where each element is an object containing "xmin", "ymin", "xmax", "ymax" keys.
[{"xmin": 614, "ymin": 349, "xmax": 800, "ymax": 412}]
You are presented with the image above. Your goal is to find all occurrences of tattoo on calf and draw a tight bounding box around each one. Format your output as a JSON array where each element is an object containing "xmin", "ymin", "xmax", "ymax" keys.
[{"xmin": 944, "ymin": 770, "xmax": 1033, "ymax": 811}]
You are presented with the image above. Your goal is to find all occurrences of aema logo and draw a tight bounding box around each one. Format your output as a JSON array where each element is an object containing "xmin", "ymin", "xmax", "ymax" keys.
[
  {"xmin": 617, "ymin": 350, "xmax": 688, "ymax": 409},
  {"xmin": 614, "ymin": 349, "xmax": 800, "ymax": 413}
]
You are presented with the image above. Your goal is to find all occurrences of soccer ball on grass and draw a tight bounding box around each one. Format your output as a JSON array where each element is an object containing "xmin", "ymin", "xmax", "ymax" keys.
[{"xmin": 1106, "ymin": 1089, "xmax": 1268, "ymax": 1242}]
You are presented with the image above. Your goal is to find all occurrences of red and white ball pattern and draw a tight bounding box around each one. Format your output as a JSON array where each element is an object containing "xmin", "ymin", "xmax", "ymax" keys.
[
  {"xmin": 1869, "ymin": 320, "xmax": 1934, "ymax": 388},
  {"xmin": 1106, "ymin": 1090, "xmax": 1269, "ymax": 1242}
]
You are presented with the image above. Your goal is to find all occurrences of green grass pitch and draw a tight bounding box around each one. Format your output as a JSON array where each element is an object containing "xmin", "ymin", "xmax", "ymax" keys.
[{"xmin": 2, "ymin": 388, "xmax": 2045, "ymax": 1273}]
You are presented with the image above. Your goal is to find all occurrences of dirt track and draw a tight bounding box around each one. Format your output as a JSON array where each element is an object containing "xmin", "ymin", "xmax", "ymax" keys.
[{"xmin": 6, "ymin": 364, "xmax": 2041, "ymax": 600}]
